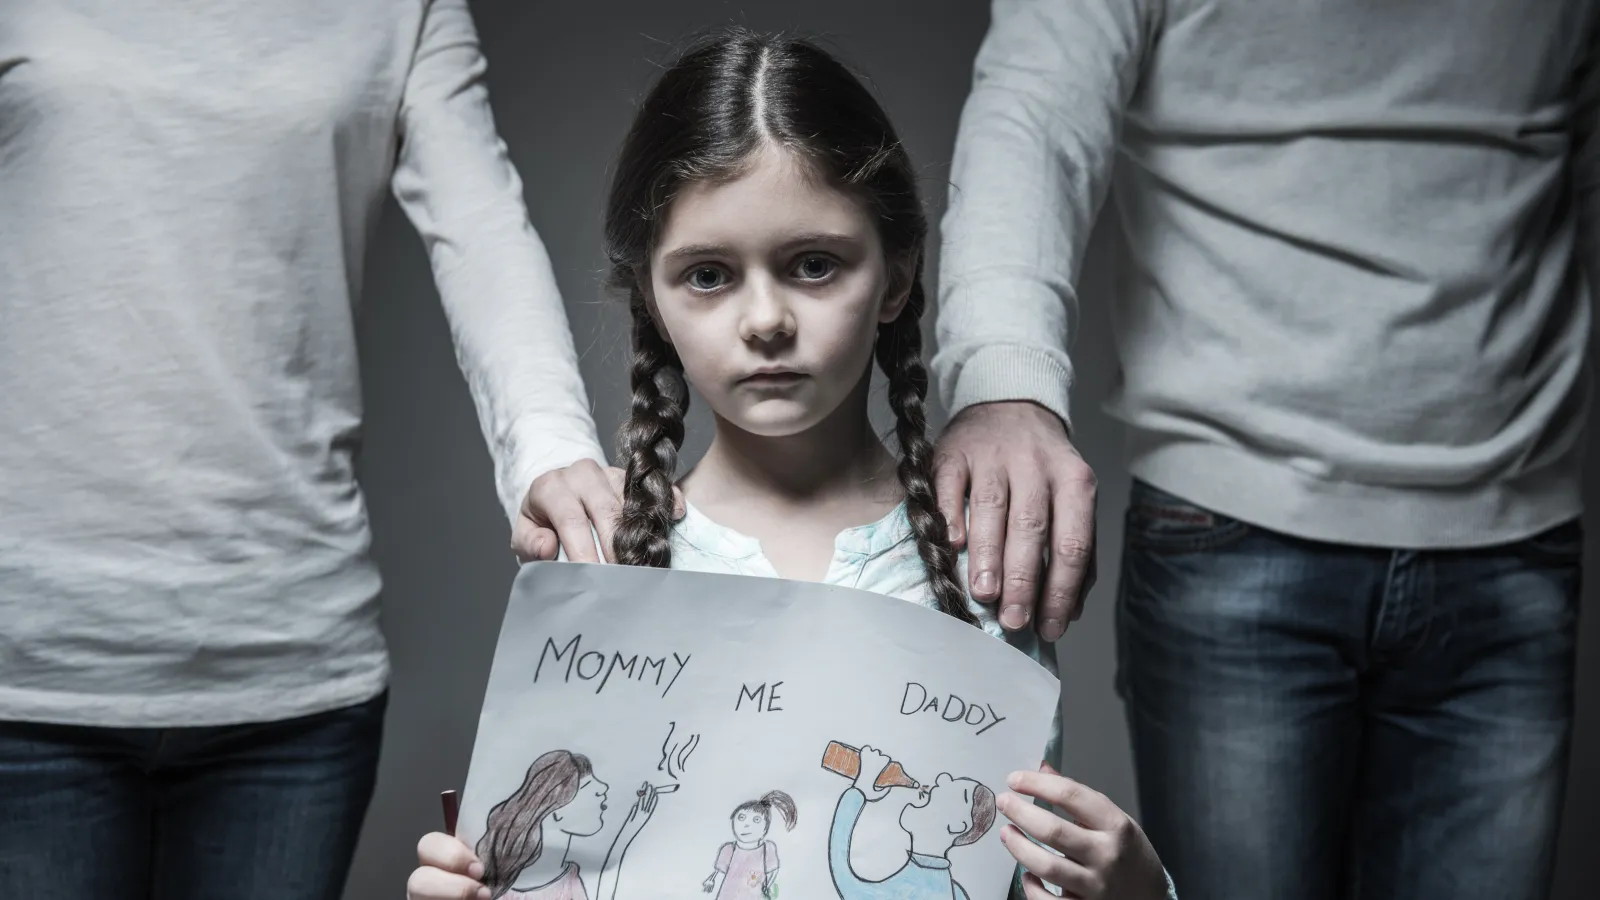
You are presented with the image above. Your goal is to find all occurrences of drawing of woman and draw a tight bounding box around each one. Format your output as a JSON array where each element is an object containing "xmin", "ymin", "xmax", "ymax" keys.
[
  {"xmin": 700, "ymin": 791, "xmax": 797, "ymax": 900},
  {"xmin": 477, "ymin": 750, "xmax": 661, "ymax": 900}
]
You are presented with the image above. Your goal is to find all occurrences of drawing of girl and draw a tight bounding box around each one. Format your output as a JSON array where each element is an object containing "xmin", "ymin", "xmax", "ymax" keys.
[
  {"xmin": 700, "ymin": 791, "xmax": 797, "ymax": 900},
  {"xmin": 477, "ymin": 750, "xmax": 661, "ymax": 900}
]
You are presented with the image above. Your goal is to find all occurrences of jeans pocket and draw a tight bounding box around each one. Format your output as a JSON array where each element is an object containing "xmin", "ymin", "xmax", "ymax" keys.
[
  {"xmin": 1520, "ymin": 518, "xmax": 1585, "ymax": 562},
  {"xmin": 1124, "ymin": 479, "xmax": 1251, "ymax": 553}
]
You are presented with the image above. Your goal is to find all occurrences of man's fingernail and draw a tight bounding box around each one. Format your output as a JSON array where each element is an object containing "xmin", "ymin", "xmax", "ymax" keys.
[
  {"xmin": 975, "ymin": 571, "xmax": 997, "ymax": 594},
  {"xmin": 469, "ymin": 861, "xmax": 484, "ymax": 879},
  {"xmin": 1001, "ymin": 605, "xmax": 1028, "ymax": 629},
  {"xmin": 1042, "ymin": 617, "xmax": 1064, "ymax": 637}
]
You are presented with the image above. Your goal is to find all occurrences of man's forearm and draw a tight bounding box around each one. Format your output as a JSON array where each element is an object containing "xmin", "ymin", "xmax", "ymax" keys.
[{"xmin": 934, "ymin": 0, "xmax": 1156, "ymax": 427}]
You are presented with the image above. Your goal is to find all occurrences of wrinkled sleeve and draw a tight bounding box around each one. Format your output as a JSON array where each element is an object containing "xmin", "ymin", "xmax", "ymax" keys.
[
  {"xmin": 391, "ymin": 0, "xmax": 606, "ymax": 524},
  {"xmin": 1572, "ymin": 12, "xmax": 1600, "ymax": 303},
  {"xmin": 935, "ymin": 0, "xmax": 1159, "ymax": 429}
]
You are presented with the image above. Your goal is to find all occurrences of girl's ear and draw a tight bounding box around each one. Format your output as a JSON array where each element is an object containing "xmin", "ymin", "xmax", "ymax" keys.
[
  {"xmin": 879, "ymin": 284, "xmax": 911, "ymax": 325},
  {"xmin": 643, "ymin": 283, "xmax": 675, "ymax": 345},
  {"xmin": 878, "ymin": 256, "xmax": 916, "ymax": 324}
]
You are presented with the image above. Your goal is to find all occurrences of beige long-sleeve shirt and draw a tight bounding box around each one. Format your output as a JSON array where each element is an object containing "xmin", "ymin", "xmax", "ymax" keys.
[
  {"xmin": 0, "ymin": 0, "xmax": 605, "ymax": 726},
  {"xmin": 937, "ymin": 0, "xmax": 1598, "ymax": 548}
]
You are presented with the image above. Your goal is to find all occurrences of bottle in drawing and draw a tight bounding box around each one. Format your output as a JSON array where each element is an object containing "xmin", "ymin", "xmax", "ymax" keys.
[{"xmin": 820, "ymin": 741, "xmax": 919, "ymax": 790}]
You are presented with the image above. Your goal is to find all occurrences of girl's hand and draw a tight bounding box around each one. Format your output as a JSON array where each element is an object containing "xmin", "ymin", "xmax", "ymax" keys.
[
  {"xmin": 406, "ymin": 832, "xmax": 489, "ymax": 900},
  {"xmin": 996, "ymin": 763, "xmax": 1168, "ymax": 900},
  {"xmin": 702, "ymin": 874, "xmax": 716, "ymax": 892}
]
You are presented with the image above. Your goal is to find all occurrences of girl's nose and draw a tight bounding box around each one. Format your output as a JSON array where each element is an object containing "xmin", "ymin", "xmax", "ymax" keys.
[{"xmin": 738, "ymin": 275, "xmax": 796, "ymax": 344}]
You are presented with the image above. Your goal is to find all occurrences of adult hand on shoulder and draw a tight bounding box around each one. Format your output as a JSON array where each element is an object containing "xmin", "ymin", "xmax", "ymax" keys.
[
  {"xmin": 932, "ymin": 401, "xmax": 1097, "ymax": 642},
  {"xmin": 511, "ymin": 459, "xmax": 686, "ymax": 563}
]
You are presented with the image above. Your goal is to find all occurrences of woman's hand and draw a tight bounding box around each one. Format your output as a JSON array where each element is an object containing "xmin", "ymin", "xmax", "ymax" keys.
[
  {"xmin": 621, "ymin": 781, "xmax": 660, "ymax": 841},
  {"xmin": 996, "ymin": 763, "xmax": 1169, "ymax": 900},
  {"xmin": 406, "ymin": 832, "xmax": 489, "ymax": 900},
  {"xmin": 513, "ymin": 459, "xmax": 685, "ymax": 563}
]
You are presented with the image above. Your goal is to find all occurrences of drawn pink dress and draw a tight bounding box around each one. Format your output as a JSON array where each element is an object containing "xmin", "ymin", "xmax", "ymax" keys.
[
  {"xmin": 503, "ymin": 863, "xmax": 587, "ymax": 900},
  {"xmin": 714, "ymin": 841, "xmax": 778, "ymax": 900}
]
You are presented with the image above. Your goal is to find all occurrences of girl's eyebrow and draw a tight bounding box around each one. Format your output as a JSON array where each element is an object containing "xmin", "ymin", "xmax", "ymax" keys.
[
  {"xmin": 660, "ymin": 243, "xmax": 733, "ymax": 264},
  {"xmin": 659, "ymin": 232, "xmax": 861, "ymax": 265},
  {"xmin": 773, "ymin": 231, "xmax": 860, "ymax": 251}
]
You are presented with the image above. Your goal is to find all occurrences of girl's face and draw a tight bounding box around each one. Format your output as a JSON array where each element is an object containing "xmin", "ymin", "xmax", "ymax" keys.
[
  {"xmin": 647, "ymin": 144, "xmax": 904, "ymax": 438},
  {"xmin": 732, "ymin": 807, "xmax": 768, "ymax": 843},
  {"xmin": 554, "ymin": 775, "xmax": 609, "ymax": 837}
]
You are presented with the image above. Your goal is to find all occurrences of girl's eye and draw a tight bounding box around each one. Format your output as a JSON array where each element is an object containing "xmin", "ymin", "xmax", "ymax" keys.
[
  {"xmin": 794, "ymin": 256, "xmax": 836, "ymax": 281},
  {"xmin": 687, "ymin": 266, "xmax": 727, "ymax": 291}
]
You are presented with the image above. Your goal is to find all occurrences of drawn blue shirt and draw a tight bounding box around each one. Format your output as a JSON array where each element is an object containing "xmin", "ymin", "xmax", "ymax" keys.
[{"xmin": 828, "ymin": 787, "xmax": 971, "ymax": 900}]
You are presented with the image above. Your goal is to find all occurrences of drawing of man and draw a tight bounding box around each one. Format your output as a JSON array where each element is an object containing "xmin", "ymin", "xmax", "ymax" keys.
[{"xmin": 827, "ymin": 745, "xmax": 996, "ymax": 900}]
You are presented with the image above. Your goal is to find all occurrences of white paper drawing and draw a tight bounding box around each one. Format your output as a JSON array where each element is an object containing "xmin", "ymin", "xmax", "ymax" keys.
[{"xmin": 457, "ymin": 562, "xmax": 1060, "ymax": 900}]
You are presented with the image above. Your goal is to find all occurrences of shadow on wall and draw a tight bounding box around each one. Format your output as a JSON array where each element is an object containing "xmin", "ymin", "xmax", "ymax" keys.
[{"xmin": 346, "ymin": 2, "xmax": 1599, "ymax": 898}]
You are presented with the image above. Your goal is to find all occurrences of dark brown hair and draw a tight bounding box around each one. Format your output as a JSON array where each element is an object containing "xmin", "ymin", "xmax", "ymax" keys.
[
  {"xmin": 731, "ymin": 789, "xmax": 799, "ymax": 835},
  {"xmin": 602, "ymin": 27, "xmax": 976, "ymax": 626},
  {"xmin": 954, "ymin": 783, "xmax": 997, "ymax": 847},
  {"xmin": 476, "ymin": 750, "xmax": 594, "ymax": 898}
]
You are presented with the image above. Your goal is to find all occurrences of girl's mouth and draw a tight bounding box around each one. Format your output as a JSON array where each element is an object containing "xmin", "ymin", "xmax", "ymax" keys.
[{"xmin": 739, "ymin": 371, "xmax": 807, "ymax": 387}]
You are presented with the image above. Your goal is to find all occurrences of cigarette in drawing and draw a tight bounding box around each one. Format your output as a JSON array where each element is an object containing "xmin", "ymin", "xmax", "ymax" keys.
[{"xmin": 637, "ymin": 783, "xmax": 681, "ymax": 796}]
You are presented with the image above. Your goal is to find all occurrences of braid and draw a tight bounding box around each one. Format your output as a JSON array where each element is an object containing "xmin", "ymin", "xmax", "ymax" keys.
[
  {"xmin": 614, "ymin": 287, "xmax": 688, "ymax": 568},
  {"xmin": 876, "ymin": 278, "xmax": 979, "ymax": 626}
]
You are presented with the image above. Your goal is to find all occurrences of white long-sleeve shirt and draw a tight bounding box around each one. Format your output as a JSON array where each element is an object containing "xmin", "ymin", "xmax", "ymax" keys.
[
  {"xmin": 937, "ymin": 0, "xmax": 1599, "ymax": 548},
  {"xmin": 0, "ymin": 0, "xmax": 605, "ymax": 726}
]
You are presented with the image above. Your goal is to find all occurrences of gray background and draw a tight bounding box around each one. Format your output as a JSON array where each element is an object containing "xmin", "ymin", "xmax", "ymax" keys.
[{"xmin": 347, "ymin": 1, "xmax": 1598, "ymax": 896}]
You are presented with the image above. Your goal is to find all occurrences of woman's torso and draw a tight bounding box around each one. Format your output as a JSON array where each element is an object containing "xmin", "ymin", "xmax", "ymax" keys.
[{"xmin": 0, "ymin": 0, "xmax": 429, "ymax": 726}]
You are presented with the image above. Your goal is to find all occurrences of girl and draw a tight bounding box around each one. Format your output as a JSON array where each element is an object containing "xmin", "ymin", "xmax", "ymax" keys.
[
  {"xmin": 700, "ymin": 791, "xmax": 798, "ymax": 899},
  {"xmin": 469, "ymin": 750, "xmax": 660, "ymax": 900},
  {"xmin": 407, "ymin": 27, "xmax": 1175, "ymax": 900}
]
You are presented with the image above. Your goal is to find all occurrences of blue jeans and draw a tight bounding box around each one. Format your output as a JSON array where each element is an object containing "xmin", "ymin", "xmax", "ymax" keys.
[
  {"xmin": 0, "ymin": 691, "xmax": 386, "ymax": 900},
  {"xmin": 1116, "ymin": 480, "xmax": 1580, "ymax": 900}
]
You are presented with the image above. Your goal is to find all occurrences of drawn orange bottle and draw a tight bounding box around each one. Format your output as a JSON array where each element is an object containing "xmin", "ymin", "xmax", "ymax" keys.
[{"xmin": 820, "ymin": 741, "xmax": 919, "ymax": 790}]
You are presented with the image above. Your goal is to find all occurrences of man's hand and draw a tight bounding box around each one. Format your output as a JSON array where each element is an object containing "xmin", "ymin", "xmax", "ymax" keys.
[
  {"xmin": 854, "ymin": 745, "xmax": 893, "ymax": 797},
  {"xmin": 511, "ymin": 459, "xmax": 684, "ymax": 563},
  {"xmin": 932, "ymin": 401, "xmax": 1097, "ymax": 641}
]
